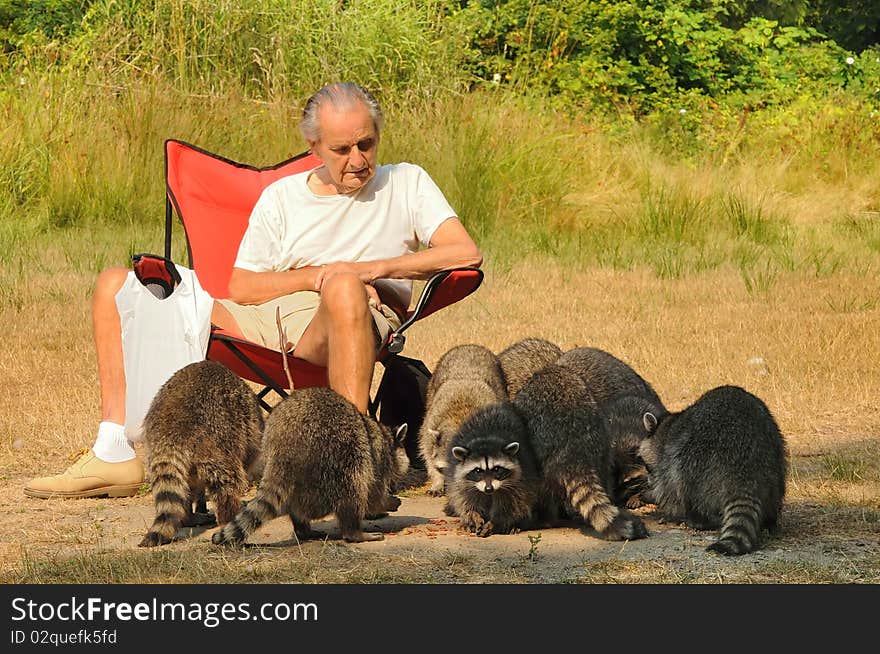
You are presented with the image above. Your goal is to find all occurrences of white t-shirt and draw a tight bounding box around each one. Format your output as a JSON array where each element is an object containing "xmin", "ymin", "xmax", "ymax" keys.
[{"xmin": 234, "ymin": 162, "xmax": 456, "ymax": 307}]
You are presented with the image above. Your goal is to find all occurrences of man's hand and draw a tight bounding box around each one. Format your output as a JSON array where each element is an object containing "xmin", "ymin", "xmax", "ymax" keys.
[
  {"xmin": 314, "ymin": 262, "xmax": 364, "ymax": 288},
  {"xmin": 314, "ymin": 263, "xmax": 383, "ymax": 309},
  {"xmin": 313, "ymin": 260, "xmax": 387, "ymax": 288}
]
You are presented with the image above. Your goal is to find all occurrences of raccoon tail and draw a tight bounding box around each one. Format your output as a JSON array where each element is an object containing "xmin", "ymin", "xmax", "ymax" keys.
[
  {"xmin": 211, "ymin": 483, "xmax": 284, "ymax": 546},
  {"xmin": 139, "ymin": 456, "xmax": 190, "ymax": 548},
  {"xmin": 706, "ymin": 495, "xmax": 762, "ymax": 556},
  {"xmin": 563, "ymin": 473, "xmax": 648, "ymax": 541}
]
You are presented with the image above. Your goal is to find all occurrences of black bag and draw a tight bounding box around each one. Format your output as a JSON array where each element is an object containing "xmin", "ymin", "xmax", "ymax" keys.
[{"xmin": 371, "ymin": 354, "xmax": 432, "ymax": 469}]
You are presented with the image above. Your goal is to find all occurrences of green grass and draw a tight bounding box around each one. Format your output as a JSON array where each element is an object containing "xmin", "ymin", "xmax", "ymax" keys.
[
  {"xmin": 2, "ymin": 3, "xmax": 879, "ymax": 292},
  {"xmin": 2, "ymin": 81, "xmax": 879, "ymax": 290},
  {"xmin": 840, "ymin": 212, "xmax": 880, "ymax": 254},
  {"xmin": 11, "ymin": 542, "xmax": 877, "ymax": 584},
  {"xmin": 822, "ymin": 453, "xmax": 871, "ymax": 484},
  {"xmin": 723, "ymin": 193, "xmax": 788, "ymax": 246},
  {"xmin": 2, "ymin": 543, "xmax": 568, "ymax": 584}
]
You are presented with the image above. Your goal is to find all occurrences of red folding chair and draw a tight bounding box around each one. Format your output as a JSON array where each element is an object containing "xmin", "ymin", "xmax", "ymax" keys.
[{"xmin": 159, "ymin": 138, "xmax": 483, "ymax": 414}]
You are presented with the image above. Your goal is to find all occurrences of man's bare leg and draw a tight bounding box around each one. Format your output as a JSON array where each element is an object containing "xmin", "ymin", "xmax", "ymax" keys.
[
  {"xmin": 92, "ymin": 268, "xmax": 129, "ymax": 424},
  {"xmin": 210, "ymin": 301, "xmax": 243, "ymax": 337},
  {"xmin": 25, "ymin": 268, "xmax": 143, "ymax": 497},
  {"xmin": 292, "ymin": 273, "xmax": 375, "ymax": 413}
]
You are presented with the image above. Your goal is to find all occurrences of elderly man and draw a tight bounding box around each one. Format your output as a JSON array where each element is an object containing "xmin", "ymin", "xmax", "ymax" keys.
[{"xmin": 25, "ymin": 82, "xmax": 482, "ymax": 499}]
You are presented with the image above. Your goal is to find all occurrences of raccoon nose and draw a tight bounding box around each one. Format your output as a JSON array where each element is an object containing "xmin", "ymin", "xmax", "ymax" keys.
[{"xmin": 483, "ymin": 483, "xmax": 494, "ymax": 494}]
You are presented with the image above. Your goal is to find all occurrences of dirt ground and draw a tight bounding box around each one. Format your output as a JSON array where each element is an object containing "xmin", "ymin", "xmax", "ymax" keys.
[
  {"xmin": 1, "ymin": 462, "xmax": 877, "ymax": 584},
  {"xmin": 2, "ymin": 264, "xmax": 879, "ymax": 584}
]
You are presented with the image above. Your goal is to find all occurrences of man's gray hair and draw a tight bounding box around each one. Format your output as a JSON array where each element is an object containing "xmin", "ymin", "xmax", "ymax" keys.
[{"xmin": 300, "ymin": 82, "xmax": 384, "ymax": 142}]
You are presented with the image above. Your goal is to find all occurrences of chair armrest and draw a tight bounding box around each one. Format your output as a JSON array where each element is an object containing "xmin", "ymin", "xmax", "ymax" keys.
[{"xmin": 385, "ymin": 267, "xmax": 484, "ymax": 354}]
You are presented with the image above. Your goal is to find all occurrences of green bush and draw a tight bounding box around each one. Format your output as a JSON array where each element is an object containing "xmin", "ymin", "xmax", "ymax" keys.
[
  {"xmin": 0, "ymin": 0, "xmax": 90, "ymax": 52},
  {"xmin": 448, "ymin": 0, "xmax": 876, "ymax": 116}
]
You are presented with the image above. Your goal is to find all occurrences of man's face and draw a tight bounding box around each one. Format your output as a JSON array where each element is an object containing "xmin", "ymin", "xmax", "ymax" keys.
[{"xmin": 309, "ymin": 102, "xmax": 378, "ymax": 194}]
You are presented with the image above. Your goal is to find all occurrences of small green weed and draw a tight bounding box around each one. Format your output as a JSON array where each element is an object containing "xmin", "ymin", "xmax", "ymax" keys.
[
  {"xmin": 824, "ymin": 296, "xmax": 878, "ymax": 313},
  {"xmin": 822, "ymin": 453, "xmax": 869, "ymax": 483},
  {"xmin": 525, "ymin": 533, "xmax": 542, "ymax": 563},
  {"xmin": 723, "ymin": 193, "xmax": 781, "ymax": 245},
  {"xmin": 740, "ymin": 258, "xmax": 779, "ymax": 295}
]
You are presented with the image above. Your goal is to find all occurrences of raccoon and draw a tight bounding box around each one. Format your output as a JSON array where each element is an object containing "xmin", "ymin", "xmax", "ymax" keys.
[
  {"xmin": 139, "ymin": 360, "xmax": 264, "ymax": 548},
  {"xmin": 213, "ymin": 387, "xmax": 409, "ymax": 545},
  {"xmin": 445, "ymin": 404, "xmax": 543, "ymax": 537},
  {"xmin": 556, "ymin": 346, "xmax": 667, "ymax": 507},
  {"xmin": 638, "ymin": 385, "xmax": 788, "ymax": 556},
  {"xmin": 515, "ymin": 364, "xmax": 649, "ymax": 541},
  {"xmin": 556, "ymin": 346, "xmax": 663, "ymax": 407},
  {"xmin": 497, "ymin": 337, "xmax": 564, "ymax": 399},
  {"xmin": 601, "ymin": 394, "xmax": 668, "ymax": 508},
  {"xmin": 419, "ymin": 344, "xmax": 507, "ymax": 496},
  {"xmin": 427, "ymin": 343, "xmax": 507, "ymax": 397}
]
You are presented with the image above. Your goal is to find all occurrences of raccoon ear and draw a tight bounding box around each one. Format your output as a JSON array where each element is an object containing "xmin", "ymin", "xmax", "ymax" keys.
[
  {"xmin": 451, "ymin": 446, "xmax": 469, "ymax": 462},
  {"xmin": 504, "ymin": 442, "xmax": 520, "ymax": 456},
  {"xmin": 643, "ymin": 412, "xmax": 658, "ymax": 433},
  {"xmin": 394, "ymin": 423, "xmax": 409, "ymax": 445}
]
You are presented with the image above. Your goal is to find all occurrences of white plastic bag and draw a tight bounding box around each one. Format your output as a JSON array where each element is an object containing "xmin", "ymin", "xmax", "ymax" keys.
[{"xmin": 115, "ymin": 264, "xmax": 214, "ymax": 441}]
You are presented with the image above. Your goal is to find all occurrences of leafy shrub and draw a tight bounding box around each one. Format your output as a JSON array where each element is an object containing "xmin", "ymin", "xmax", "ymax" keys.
[
  {"xmin": 447, "ymin": 0, "xmax": 875, "ymax": 116},
  {"xmin": 0, "ymin": 0, "xmax": 90, "ymax": 52}
]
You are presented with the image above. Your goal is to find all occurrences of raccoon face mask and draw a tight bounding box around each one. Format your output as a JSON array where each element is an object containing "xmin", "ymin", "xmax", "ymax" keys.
[{"xmin": 452, "ymin": 442, "xmax": 521, "ymax": 494}]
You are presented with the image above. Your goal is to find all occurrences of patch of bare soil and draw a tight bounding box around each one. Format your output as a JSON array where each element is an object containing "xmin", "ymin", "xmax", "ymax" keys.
[
  {"xmin": 2, "ymin": 464, "xmax": 877, "ymax": 585},
  {"xmin": 2, "ymin": 264, "xmax": 878, "ymax": 584}
]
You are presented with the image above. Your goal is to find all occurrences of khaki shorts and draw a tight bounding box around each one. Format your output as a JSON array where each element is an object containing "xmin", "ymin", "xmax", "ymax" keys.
[{"xmin": 217, "ymin": 291, "xmax": 402, "ymax": 352}]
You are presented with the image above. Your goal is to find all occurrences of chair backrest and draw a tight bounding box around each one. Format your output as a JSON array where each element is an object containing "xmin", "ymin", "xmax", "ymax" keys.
[{"xmin": 164, "ymin": 139, "xmax": 320, "ymax": 298}]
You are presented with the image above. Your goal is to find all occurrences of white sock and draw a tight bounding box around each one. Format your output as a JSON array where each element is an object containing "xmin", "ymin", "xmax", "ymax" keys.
[{"xmin": 91, "ymin": 421, "xmax": 136, "ymax": 463}]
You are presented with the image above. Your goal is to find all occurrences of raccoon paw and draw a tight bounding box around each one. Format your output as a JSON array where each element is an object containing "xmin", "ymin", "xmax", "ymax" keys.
[
  {"xmin": 706, "ymin": 538, "xmax": 752, "ymax": 556},
  {"xmin": 459, "ymin": 510, "xmax": 484, "ymax": 532},
  {"xmin": 343, "ymin": 531, "xmax": 384, "ymax": 543},
  {"xmin": 476, "ymin": 520, "xmax": 495, "ymax": 538},
  {"xmin": 211, "ymin": 530, "xmax": 242, "ymax": 547},
  {"xmin": 602, "ymin": 512, "xmax": 649, "ymax": 541},
  {"xmin": 624, "ymin": 494, "xmax": 648, "ymax": 510},
  {"xmin": 442, "ymin": 502, "xmax": 458, "ymax": 517},
  {"xmin": 293, "ymin": 527, "xmax": 325, "ymax": 542},
  {"xmin": 427, "ymin": 487, "xmax": 446, "ymax": 497},
  {"xmin": 138, "ymin": 532, "xmax": 171, "ymax": 548}
]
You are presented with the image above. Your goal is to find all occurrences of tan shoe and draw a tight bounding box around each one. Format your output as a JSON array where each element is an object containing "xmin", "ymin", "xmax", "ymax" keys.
[{"xmin": 24, "ymin": 449, "xmax": 145, "ymax": 499}]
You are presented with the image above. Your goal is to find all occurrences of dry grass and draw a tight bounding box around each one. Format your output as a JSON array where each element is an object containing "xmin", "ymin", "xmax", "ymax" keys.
[{"xmin": 1, "ymin": 252, "xmax": 878, "ymax": 584}]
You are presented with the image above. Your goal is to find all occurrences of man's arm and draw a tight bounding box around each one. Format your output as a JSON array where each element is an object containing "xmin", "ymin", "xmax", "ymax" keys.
[
  {"xmin": 226, "ymin": 265, "xmax": 323, "ymax": 305},
  {"xmin": 315, "ymin": 218, "xmax": 483, "ymax": 287},
  {"xmin": 373, "ymin": 217, "xmax": 483, "ymax": 280},
  {"xmin": 228, "ymin": 217, "xmax": 481, "ymax": 306}
]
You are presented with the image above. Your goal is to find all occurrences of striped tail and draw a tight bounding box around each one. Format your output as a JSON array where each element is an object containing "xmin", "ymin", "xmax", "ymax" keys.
[
  {"xmin": 563, "ymin": 473, "xmax": 648, "ymax": 541},
  {"xmin": 139, "ymin": 457, "xmax": 190, "ymax": 548},
  {"xmin": 707, "ymin": 496, "xmax": 762, "ymax": 556},
  {"xmin": 212, "ymin": 483, "xmax": 284, "ymax": 546}
]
